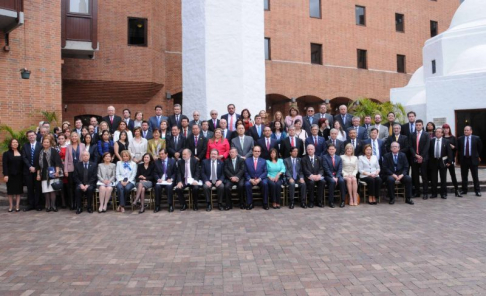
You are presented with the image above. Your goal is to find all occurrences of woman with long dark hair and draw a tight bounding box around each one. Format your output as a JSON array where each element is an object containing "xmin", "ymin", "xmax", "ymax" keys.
[
  {"xmin": 442, "ymin": 123, "xmax": 461, "ymax": 197},
  {"xmin": 2, "ymin": 138, "xmax": 23, "ymax": 212},
  {"xmin": 266, "ymin": 148, "xmax": 285, "ymax": 209},
  {"xmin": 37, "ymin": 135, "xmax": 62, "ymax": 212}
]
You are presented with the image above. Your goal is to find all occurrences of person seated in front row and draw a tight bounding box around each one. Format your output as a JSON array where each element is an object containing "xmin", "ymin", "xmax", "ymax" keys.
[
  {"xmin": 132, "ymin": 153, "xmax": 155, "ymax": 214},
  {"xmin": 175, "ymin": 149, "xmax": 200, "ymax": 211},
  {"xmin": 358, "ymin": 144, "xmax": 382, "ymax": 205},
  {"xmin": 284, "ymin": 147, "xmax": 307, "ymax": 209},
  {"xmin": 322, "ymin": 144, "xmax": 346, "ymax": 208},
  {"xmin": 244, "ymin": 146, "xmax": 269, "ymax": 210},
  {"xmin": 266, "ymin": 148, "xmax": 286, "ymax": 209},
  {"xmin": 223, "ymin": 148, "xmax": 246, "ymax": 210},
  {"xmin": 382, "ymin": 142, "xmax": 414, "ymax": 205},
  {"xmin": 97, "ymin": 152, "xmax": 116, "ymax": 212},
  {"xmin": 302, "ymin": 144, "xmax": 325, "ymax": 208},
  {"xmin": 115, "ymin": 150, "xmax": 137, "ymax": 213},
  {"xmin": 73, "ymin": 151, "xmax": 98, "ymax": 214},
  {"xmin": 341, "ymin": 144, "xmax": 359, "ymax": 206},
  {"xmin": 201, "ymin": 149, "xmax": 226, "ymax": 212},
  {"xmin": 154, "ymin": 149, "xmax": 177, "ymax": 213}
]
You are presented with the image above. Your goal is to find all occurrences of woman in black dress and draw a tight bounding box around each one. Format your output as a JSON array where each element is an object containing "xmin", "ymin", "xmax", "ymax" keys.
[
  {"xmin": 36, "ymin": 135, "xmax": 62, "ymax": 212},
  {"xmin": 2, "ymin": 139, "xmax": 23, "ymax": 212},
  {"xmin": 443, "ymin": 123, "xmax": 461, "ymax": 197},
  {"xmin": 132, "ymin": 153, "xmax": 154, "ymax": 213},
  {"xmin": 114, "ymin": 131, "xmax": 129, "ymax": 163}
]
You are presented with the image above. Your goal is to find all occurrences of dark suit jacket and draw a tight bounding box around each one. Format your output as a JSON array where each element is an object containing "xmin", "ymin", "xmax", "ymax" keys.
[
  {"xmin": 314, "ymin": 113, "xmax": 334, "ymax": 128},
  {"xmin": 280, "ymin": 136, "xmax": 304, "ymax": 159},
  {"xmin": 141, "ymin": 129, "xmax": 153, "ymax": 140},
  {"xmin": 382, "ymin": 152, "xmax": 409, "ymax": 176},
  {"xmin": 185, "ymin": 134, "xmax": 208, "ymax": 160},
  {"xmin": 343, "ymin": 139, "xmax": 363, "ymax": 156},
  {"xmin": 301, "ymin": 155, "xmax": 324, "ymax": 178},
  {"xmin": 136, "ymin": 163, "xmax": 155, "ymax": 183},
  {"xmin": 256, "ymin": 137, "xmax": 278, "ymax": 160},
  {"xmin": 86, "ymin": 144, "xmax": 99, "ymax": 164},
  {"xmin": 409, "ymin": 131, "xmax": 430, "ymax": 161},
  {"xmin": 207, "ymin": 119, "xmax": 221, "ymax": 132},
  {"xmin": 168, "ymin": 114, "xmax": 189, "ymax": 130},
  {"xmin": 429, "ymin": 138, "xmax": 453, "ymax": 168},
  {"xmin": 385, "ymin": 134, "xmax": 409, "ymax": 154},
  {"xmin": 325, "ymin": 139, "xmax": 344, "ymax": 156},
  {"xmin": 22, "ymin": 142, "xmax": 42, "ymax": 174},
  {"xmin": 457, "ymin": 135, "xmax": 483, "ymax": 166},
  {"xmin": 302, "ymin": 116, "xmax": 318, "ymax": 135},
  {"xmin": 305, "ymin": 135, "xmax": 327, "ymax": 156},
  {"xmin": 247, "ymin": 125, "xmax": 265, "ymax": 142},
  {"xmin": 201, "ymin": 159, "xmax": 225, "ymax": 183},
  {"xmin": 334, "ymin": 113, "xmax": 353, "ymax": 130},
  {"xmin": 244, "ymin": 157, "xmax": 267, "ymax": 180},
  {"xmin": 73, "ymin": 161, "xmax": 98, "ymax": 186},
  {"xmin": 125, "ymin": 119, "xmax": 135, "ymax": 132},
  {"xmin": 167, "ymin": 135, "xmax": 186, "ymax": 159},
  {"xmin": 322, "ymin": 154, "xmax": 343, "ymax": 178},
  {"xmin": 284, "ymin": 157, "xmax": 304, "ymax": 180},
  {"xmin": 400, "ymin": 122, "xmax": 415, "ymax": 138},
  {"xmin": 383, "ymin": 122, "xmax": 399, "ymax": 137},
  {"xmin": 176, "ymin": 157, "xmax": 200, "ymax": 184},
  {"xmin": 102, "ymin": 115, "xmax": 122, "ymax": 134},
  {"xmin": 224, "ymin": 156, "xmax": 245, "ymax": 180},
  {"xmin": 347, "ymin": 126, "xmax": 368, "ymax": 141},
  {"xmin": 148, "ymin": 116, "xmax": 168, "ymax": 132},
  {"xmin": 220, "ymin": 113, "xmax": 241, "ymax": 128},
  {"xmin": 154, "ymin": 158, "xmax": 177, "ymax": 183}
]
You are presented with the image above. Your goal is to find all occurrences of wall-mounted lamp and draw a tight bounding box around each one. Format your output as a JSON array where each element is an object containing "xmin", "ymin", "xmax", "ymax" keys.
[
  {"xmin": 324, "ymin": 99, "xmax": 330, "ymax": 104},
  {"xmin": 166, "ymin": 92, "xmax": 172, "ymax": 100},
  {"xmin": 291, "ymin": 97, "xmax": 296, "ymax": 103},
  {"xmin": 64, "ymin": 105, "xmax": 68, "ymax": 112}
]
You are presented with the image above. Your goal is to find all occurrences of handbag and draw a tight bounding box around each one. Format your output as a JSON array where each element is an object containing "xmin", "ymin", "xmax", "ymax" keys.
[{"xmin": 50, "ymin": 179, "xmax": 63, "ymax": 191}]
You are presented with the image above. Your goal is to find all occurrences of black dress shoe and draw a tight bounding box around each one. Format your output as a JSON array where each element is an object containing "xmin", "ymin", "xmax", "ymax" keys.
[
  {"xmin": 52, "ymin": 207, "xmax": 58, "ymax": 212},
  {"xmin": 263, "ymin": 204, "xmax": 269, "ymax": 210},
  {"xmin": 317, "ymin": 202, "xmax": 323, "ymax": 208},
  {"xmin": 87, "ymin": 208, "xmax": 93, "ymax": 213},
  {"xmin": 180, "ymin": 204, "xmax": 187, "ymax": 211},
  {"xmin": 289, "ymin": 203, "xmax": 294, "ymax": 209},
  {"xmin": 455, "ymin": 190, "xmax": 463, "ymax": 197},
  {"xmin": 218, "ymin": 204, "xmax": 224, "ymax": 211},
  {"xmin": 276, "ymin": 205, "xmax": 281, "ymax": 209},
  {"xmin": 169, "ymin": 205, "xmax": 174, "ymax": 212},
  {"xmin": 423, "ymin": 194, "xmax": 428, "ymax": 200},
  {"xmin": 389, "ymin": 199, "xmax": 395, "ymax": 205},
  {"xmin": 46, "ymin": 207, "xmax": 51, "ymax": 212},
  {"xmin": 206, "ymin": 204, "xmax": 212, "ymax": 212},
  {"xmin": 329, "ymin": 203, "xmax": 335, "ymax": 208},
  {"xmin": 414, "ymin": 193, "xmax": 421, "ymax": 198},
  {"xmin": 61, "ymin": 205, "xmax": 67, "ymax": 209},
  {"xmin": 224, "ymin": 206, "xmax": 230, "ymax": 211},
  {"xmin": 430, "ymin": 195, "xmax": 437, "ymax": 198},
  {"xmin": 300, "ymin": 203, "xmax": 307, "ymax": 209},
  {"xmin": 246, "ymin": 204, "xmax": 252, "ymax": 210},
  {"xmin": 240, "ymin": 204, "xmax": 245, "ymax": 209},
  {"xmin": 308, "ymin": 202, "xmax": 314, "ymax": 208},
  {"xmin": 460, "ymin": 191, "xmax": 467, "ymax": 196},
  {"xmin": 193, "ymin": 204, "xmax": 199, "ymax": 211},
  {"xmin": 23, "ymin": 207, "xmax": 33, "ymax": 212},
  {"xmin": 441, "ymin": 195, "xmax": 447, "ymax": 199},
  {"xmin": 476, "ymin": 192, "xmax": 482, "ymax": 197},
  {"xmin": 76, "ymin": 208, "xmax": 82, "ymax": 214},
  {"xmin": 340, "ymin": 202, "xmax": 345, "ymax": 208},
  {"xmin": 406, "ymin": 199, "xmax": 414, "ymax": 205},
  {"xmin": 154, "ymin": 206, "xmax": 160, "ymax": 213}
]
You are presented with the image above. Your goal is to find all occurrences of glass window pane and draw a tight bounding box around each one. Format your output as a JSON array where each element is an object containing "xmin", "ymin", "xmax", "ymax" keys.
[
  {"xmin": 357, "ymin": 49, "xmax": 367, "ymax": 69},
  {"xmin": 396, "ymin": 14, "xmax": 404, "ymax": 32},
  {"xmin": 310, "ymin": 0, "xmax": 321, "ymax": 18},
  {"xmin": 70, "ymin": 0, "xmax": 89, "ymax": 14},
  {"xmin": 128, "ymin": 18, "xmax": 147, "ymax": 46},
  {"xmin": 355, "ymin": 6, "xmax": 365, "ymax": 25},
  {"xmin": 397, "ymin": 55, "xmax": 406, "ymax": 73},
  {"xmin": 265, "ymin": 38, "xmax": 270, "ymax": 60},
  {"xmin": 430, "ymin": 21, "xmax": 438, "ymax": 37},
  {"xmin": 311, "ymin": 43, "xmax": 322, "ymax": 64},
  {"xmin": 264, "ymin": 0, "xmax": 269, "ymax": 11}
]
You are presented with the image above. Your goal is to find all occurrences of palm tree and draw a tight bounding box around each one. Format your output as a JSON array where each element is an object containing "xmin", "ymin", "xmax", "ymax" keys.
[
  {"xmin": 0, "ymin": 125, "xmax": 31, "ymax": 153},
  {"xmin": 348, "ymin": 98, "xmax": 406, "ymax": 124},
  {"xmin": 40, "ymin": 110, "xmax": 58, "ymax": 125}
]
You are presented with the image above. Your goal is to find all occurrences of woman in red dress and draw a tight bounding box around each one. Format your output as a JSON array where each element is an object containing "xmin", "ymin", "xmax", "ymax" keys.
[
  {"xmin": 241, "ymin": 109, "xmax": 254, "ymax": 132},
  {"xmin": 206, "ymin": 128, "xmax": 230, "ymax": 160}
]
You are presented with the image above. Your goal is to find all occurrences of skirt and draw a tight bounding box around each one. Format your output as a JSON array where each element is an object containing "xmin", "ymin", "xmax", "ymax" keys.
[
  {"xmin": 136, "ymin": 181, "xmax": 153, "ymax": 189},
  {"xmin": 6, "ymin": 174, "xmax": 23, "ymax": 195},
  {"xmin": 41, "ymin": 179, "xmax": 60, "ymax": 193}
]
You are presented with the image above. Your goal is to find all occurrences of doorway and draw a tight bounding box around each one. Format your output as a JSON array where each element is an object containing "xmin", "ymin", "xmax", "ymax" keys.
[{"xmin": 455, "ymin": 109, "xmax": 486, "ymax": 165}]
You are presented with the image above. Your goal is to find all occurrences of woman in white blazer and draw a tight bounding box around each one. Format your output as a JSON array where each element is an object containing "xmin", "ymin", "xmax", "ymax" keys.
[
  {"xmin": 341, "ymin": 144, "xmax": 359, "ymax": 206},
  {"xmin": 358, "ymin": 144, "xmax": 382, "ymax": 205},
  {"xmin": 115, "ymin": 150, "xmax": 137, "ymax": 212}
]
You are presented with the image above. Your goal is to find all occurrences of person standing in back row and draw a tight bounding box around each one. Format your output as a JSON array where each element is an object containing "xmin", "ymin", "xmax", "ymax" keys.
[{"xmin": 457, "ymin": 126, "xmax": 483, "ymax": 197}]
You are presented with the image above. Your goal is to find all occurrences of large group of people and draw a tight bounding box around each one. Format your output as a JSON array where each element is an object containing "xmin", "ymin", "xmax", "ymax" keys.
[{"xmin": 2, "ymin": 103, "xmax": 483, "ymax": 214}]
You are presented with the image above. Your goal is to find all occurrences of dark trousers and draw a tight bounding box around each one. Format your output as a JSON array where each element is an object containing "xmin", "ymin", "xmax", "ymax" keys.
[
  {"xmin": 268, "ymin": 179, "xmax": 283, "ymax": 204},
  {"xmin": 24, "ymin": 172, "xmax": 41, "ymax": 209},
  {"xmin": 461, "ymin": 157, "xmax": 480, "ymax": 193},
  {"xmin": 429, "ymin": 158, "xmax": 447, "ymax": 196},
  {"xmin": 75, "ymin": 185, "xmax": 95, "ymax": 209},
  {"xmin": 116, "ymin": 182, "xmax": 135, "ymax": 206},
  {"xmin": 244, "ymin": 179, "xmax": 268, "ymax": 205},
  {"xmin": 176, "ymin": 184, "xmax": 199, "ymax": 206},
  {"xmin": 411, "ymin": 160, "xmax": 428, "ymax": 194},
  {"xmin": 203, "ymin": 183, "xmax": 224, "ymax": 204},
  {"xmin": 287, "ymin": 180, "xmax": 307, "ymax": 203},
  {"xmin": 154, "ymin": 184, "xmax": 174, "ymax": 206},
  {"xmin": 67, "ymin": 174, "xmax": 76, "ymax": 208},
  {"xmin": 325, "ymin": 176, "xmax": 345, "ymax": 204},
  {"xmin": 447, "ymin": 163, "xmax": 459, "ymax": 190},
  {"xmin": 361, "ymin": 176, "xmax": 382, "ymax": 197},
  {"xmin": 224, "ymin": 179, "xmax": 245, "ymax": 206},
  {"xmin": 305, "ymin": 179, "xmax": 325, "ymax": 204},
  {"xmin": 386, "ymin": 175, "xmax": 412, "ymax": 200}
]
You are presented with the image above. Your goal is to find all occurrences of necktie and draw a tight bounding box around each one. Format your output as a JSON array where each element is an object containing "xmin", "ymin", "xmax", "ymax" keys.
[
  {"xmin": 466, "ymin": 137, "xmax": 470, "ymax": 157},
  {"xmin": 162, "ymin": 160, "xmax": 166, "ymax": 175},
  {"xmin": 176, "ymin": 115, "xmax": 179, "ymax": 124},
  {"xmin": 314, "ymin": 137, "xmax": 317, "ymax": 146},
  {"xmin": 83, "ymin": 163, "xmax": 88, "ymax": 184},
  {"xmin": 416, "ymin": 132, "xmax": 420, "ymax": 154},
  {"xmin": 394, "ymin": 154, "xmax": 398, "ymax": 171},
  {"xmin": 211, "ymin": 160, "xmax": 217, "ymax": 183},
  {"xmin": 229, "ymin": 115, "xmax": 234, "ymax": 132},
  {"xmin": 183, "ymin": 129, "xmax": 187, "ymax": 138},
  {"xmin": 213, "ymin": 120, "xmax": 217, "ymax": 129},
  {"xmin": 194, "ymin": 136, "xmax": 198, "ymax": 147},
  {"xmin": 395, "ymin": 135, "xmax": 399, "ymax": 141},
  {"xmin": 352, "ymin": 139, "xmax": 355, "ymax": 148},
  {"xmin": 292, "ymin": 159, "xmax": 297, "ymax": 180},
  {"xmin": 175, "ymin": 137, "xmax": 178, "ymax": 147},
  {"xmin": 254, "ymin": 158, "xmax": 257, "ymax": 170},
  {"xmin": 31, "ymin": 144, "xmax": 35, "ymax": 166},
  {"xmin": 389, "ymin": 124, "xmax": 392, "ymax": 135},
  {"xmin": 257, "ymin": 126, "xmax": 261, "ymax": 137},
  {"xmin": 435, "ymin": 139, "xmax": 441, "ymax": 159},
  {"xmin": 185, "ymin": 161, "xmax": 189, "ymax": 184},
  {"xmin": 143, "ymin": 131, "xmax": 147, "ymax": 138},
  {"xmin": 310, "ymin": 157, "xmax": 314, "ymax": 166},
  {"xmin": 240, "ymin": 137, "xmax": 244, "ymax": 149},
  {"xmin": 110, "ymin": 116, "xmax": 113, "ymax": 124},
  {"xmin": 157, "ymin": 116, "xmax": 160, "ymax": 127},
  {"xmin": 333, "ymin": 139, "xmax": 336, "ymax": 146},
  {"xmin": 332, "ymin": 156, "xmax": 335, "ymax": 167},
  {"xmin": 411, "ymin": 123, "xmax": 415, "ymax": 133},
  {"xmin": 372, "ymin": 142, "xmax": 377, "ymax": 156},
  {"xmin": 342, "ymin": 115, "xmax": 346, "ymax": 125},
  {"xmin": 232, "ymin": 159, "xmax": 236, "ymax": 171},
  {"xmin": 266, "ymin": 139, "xmax": 270, "ymax": 151},
  {"xmin": 291, "ymin": 137, "xmax": 295, "ymax": 147}
]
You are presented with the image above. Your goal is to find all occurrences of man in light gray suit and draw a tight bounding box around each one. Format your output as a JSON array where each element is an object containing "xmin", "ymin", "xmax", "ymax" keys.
[
  {"xmin": 231, "ymin": 124, "xmax": 254, "ymax": 160},
  {"xmin": 314, "ymin": 103, "xmax": 334, "ymax": 128},
  {"xmin": 200, "ymin": 121, "xmax": 214, "ymax": 140},
  {"xmin": 368, "ymin": 114, "xmax": 388, "ymax": 140}
]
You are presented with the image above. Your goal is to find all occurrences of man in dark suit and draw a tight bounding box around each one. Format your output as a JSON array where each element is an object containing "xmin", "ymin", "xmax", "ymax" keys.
[
  {"xmin": 180, "ymin": 118, "xmax": 191, "ymax": 139},
  {"xmin": 73, "ymin": 151, "xmax": 97, "ymax": 214},
  {"xmin": 122, "ymin": 108, "xmax": 135, "ymax": 131},
  {"xmin": 207, "ymin": 109, "xmax": 221, "ymax": 132},
  {"xmin": 22, "ymin": 130, "xmax": 42, "ymax": 211},
  {"xmin": 153, "ymin": 149, "xmax": 177, "ymax": 212},
  {"xmin": 409, "ymin": 120, "xmax": 430, "ymax": 199},
  {"xmin": 301, "ymin": 144, "xmax": 325, "ymax": 208},
  {"xmin": 458, "ymin": 125, "xmax": 483, "ymax": 196},
  {"xmin": 362, "ymin": 115, "xmax": 372, "ymax": 131},
  {"xmin": 36, "ymin": 126, "xmax": 49, "ymax": 144},
  {"xmin": 326, "ymin": 129, "xmax": 344, "ymax": 156},
  {"xmin": 102, "ymin": 106, "xmax": 122, "ymax": 134},
  {"xmin": 224, "ymin": 148, "xmax": 246, "ymax": 209},
  {"xmin": 347, "ymin": 116, "xmax": 368, "ymax": 141},
  {"xmin": 88, "ymin": 125, "xmax": 99, "ymax": 144},
  {"xmin": 429, "ymin": 128, "xmax": 453, "ymax": 199},
  {"xmin": 148, "ymin": 105, "xmax": 168, "ymax": 132},
  {"xmin": 247, "ymin": 115, "xmax": 264, "ymax": 142},
  {"xmin": 284, "ymin": 147, "xmax": 307, "ymax": 209},
  {"xmin": 202, "ymin": 149, "xmax": 226, "ymax": 211},
  {"xmin": 280, "ymin": 126, "xmax": 304, "ymax": 158},
  {"xmin": 383, "ymin": 112, "xmax": 399, "ymax": 137},
  {"xmin": 140, "ymin": 121, "xmax": 153, "ymax": 140},
  {"xmin": 257, "ymin": 127, "xmax": 278, "ymax": 160},
  {"xmin": 303, "ymin": 107, "xmax": 317, "ymax": 135},
  {"xmin": 185, "ymin": 124, "xmax": 207, "ymax": 161},
  {"xmin": 219, "ymin": 119, "xmax": 233, "ymax": 142},
  {"xmin": 189, "ymin": 111, "xmax": 202, "ymax": 130},
  {"xmin": 343, "ymin": 129, "xmax": 363, "ymax": 156},
  {"xmin": 167, "ymin": 125, "xmax": 186, "ymax": 160},
  {"xmin": 322, "ymin": 144, "xmax": 346, "ymax": 208},
  {"xmin": 175, "ymin": 149, "xmax": 200, "ymax": 211},
  {"xmin": 74, "ymin": 119, "xmax": 83, "ymax": 135},
  {"xmin": 200, "ymin": 121, "xmax": 214, "ymax": 139},
  {"xmin": 167, "ymin": 104, "xmax": 189, "ymax": 130},
  {"xmin": 382, "ymin": 142, "xmax": 414, "ymax": 205},
  {"xmin": 385, "ymin": 124, "xmax": 409, "ymax": 154},
  {"xmin": 362, "ymin": 128, "xmax": 385, "ymax": 162},
  {"xmin": 314, "ymin": 103, "xmax": 334, "ymax": 128},
  {"xmin": 244, "ymin": 146, "xmax": 269, "ymax": 210},
  {"xmin": 221, "ymin": 103, "xmax": 241, "ymax": 133},
  {"xmin": 401, "ymin": 111, "xmax": 416, "ymax": 138},
  {"xmin": 334, "ymin": 104, "xmax": 353, "ymax": 130},
  {"xmin": 305, "ymin": 124, "xmax": 327, "ymax": 156}
]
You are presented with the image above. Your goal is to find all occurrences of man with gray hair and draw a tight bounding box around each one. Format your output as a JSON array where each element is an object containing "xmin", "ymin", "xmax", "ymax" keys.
[
  {"xmin": 326, "ymin": 128, "xmax": 344, "ymax": 156},
  {"xmin": 347, "ymin": 116, "xmax": 368, "ymax": 141},
  {"xmin": 102, "ymin": 105, "xmax": 122, "ymax": 134},
  {"xmin": 168, "ymin": 104, "xmax": 189, "ymax": 130},
  {"xmin": 385, "ymin": 123, "xmax": 409, "ymax": 154},
  {"xmin": 73, "ymin": 151, "xmax": 98, "ymax": 214},
  {"xmin": 189, "ymin": 111, "xmax": 202, "ymax": 129}
]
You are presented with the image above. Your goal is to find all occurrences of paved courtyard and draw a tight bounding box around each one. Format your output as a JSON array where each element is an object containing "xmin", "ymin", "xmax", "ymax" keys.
[{"xmin": 0, "ymin": 193, "xmax": 486, "ymax": 296}]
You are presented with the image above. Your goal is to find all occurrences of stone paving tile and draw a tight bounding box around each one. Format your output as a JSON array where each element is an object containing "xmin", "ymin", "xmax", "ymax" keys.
[{"xmin": 1, "ymin": 195, "xmax": 486, "ymax": 295}]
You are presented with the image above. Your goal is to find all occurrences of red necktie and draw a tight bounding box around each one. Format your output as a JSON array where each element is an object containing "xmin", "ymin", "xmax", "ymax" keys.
[
  {"xmin": 254, "ymin": 158, "xmax": 257, "ymax": 170},
  {"xmin": 416, "ymin": 132, "xmax": 420, "ymax": 154},
  {"xmin": 184, "ymin": 129, "xmax": 187, "ymax": 138},
  {"xmin": 266, "ymin": 139, "xmax": 270, "ymax": 151},
  {"xmin": 291, "ymin": 137, "xmax": 295, "ymax": 147},
  {"xmin": 314, "ymin": 137, "xmax": 317, "ymax": 146},
  {"xmin": 110, "ymin": 116, "xmax": 113, "ymax": 124},
  {"xmin": 332, "ymin": 155, "xmax": 335, "ymax": 167},
  {"xmin": 213, "ymin": 120, "xmax": 216, "ymax": 129},
  {"xmin": 195, "ymin": 136, "xmax": 198, "ymax": 146},
  {"xmin": 229, "ymin": 116, "xmax": 233, "ymax": 132}
]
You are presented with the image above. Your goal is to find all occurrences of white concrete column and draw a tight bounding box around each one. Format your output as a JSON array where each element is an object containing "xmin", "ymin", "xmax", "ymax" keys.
[{"xmin": 182, "ymin": 0, "xmax": 266, "ymax": 121}]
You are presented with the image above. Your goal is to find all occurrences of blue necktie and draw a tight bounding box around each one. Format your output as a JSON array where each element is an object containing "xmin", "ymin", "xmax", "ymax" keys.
[
  {"xmin": 309, "ymin": 117, "xmax": 313, "ymax": 124},
  {"xmin": 257, "ymin": 126, "xmax": 261, "ymax": 137},
  {"xmin": 292, "ymin": 159, "xmax": 297, "ymax": 180},
  {"xmin": 394, "ymin": 154, "xmax": 398, "ymax": 171},
  {"xmin": 31, "ymin": 144, "xmax": 35, "ymax": 166}
]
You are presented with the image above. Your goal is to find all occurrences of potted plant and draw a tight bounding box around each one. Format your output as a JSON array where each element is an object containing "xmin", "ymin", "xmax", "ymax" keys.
[{"xmin": 20, "ymin": 68, "xmax": 31, "ymax": 79}]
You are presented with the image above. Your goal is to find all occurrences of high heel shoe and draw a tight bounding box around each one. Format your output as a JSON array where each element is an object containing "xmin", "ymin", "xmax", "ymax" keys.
[
  {"xmin": 139, "ymin": 208, "xmax": 145, "ymax": 214},
  {"xmin": 8, "ymin": 209, "xmax": 12, "ymax": 212},
  {"xmin": 15, "ymin": 208, "xmax": 20, "ymax": 212},
  {"xmin": 455, "ymin": 189, "xmax": 462, "ymax": 197}
]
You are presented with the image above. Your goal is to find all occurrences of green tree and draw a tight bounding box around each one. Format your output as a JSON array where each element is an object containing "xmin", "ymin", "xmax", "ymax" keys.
[
  {"xmin": 40, "ymin": 110, "xmax": 58, "ymax": 125},
  {"xmin": 348, "ymin": 98, "xmax": 406, "ymax": 124},
  {"xmin": 0, "ymin": 125, "xmax": 32, "ymax": 153}
]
